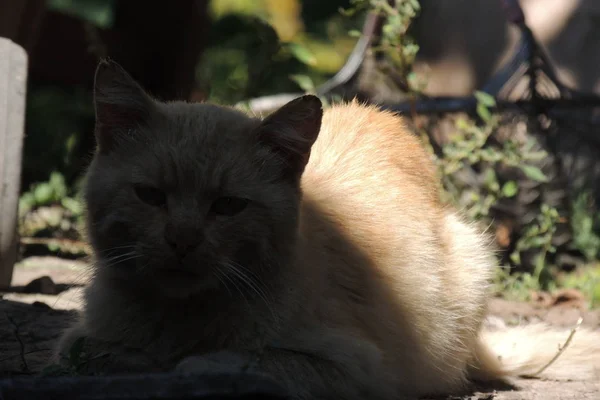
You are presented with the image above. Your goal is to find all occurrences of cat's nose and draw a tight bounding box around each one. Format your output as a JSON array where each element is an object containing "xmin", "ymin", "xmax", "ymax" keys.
[
  {"xmin": 167, "ymin": 240, "xmax": 197, "ymax": 258},
  {"xmin": 164, "ymin": 226, "xmax": 201, "ymax": 258}
]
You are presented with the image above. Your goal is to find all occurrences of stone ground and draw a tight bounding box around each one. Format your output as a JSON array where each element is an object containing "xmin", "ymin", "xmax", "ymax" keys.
[{"xmin": 1, "ymin": 256, "xmax": 599, "ymax": 399}]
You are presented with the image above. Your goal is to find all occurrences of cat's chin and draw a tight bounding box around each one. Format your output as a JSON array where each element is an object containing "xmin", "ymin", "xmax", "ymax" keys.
[{"xmin": 151, "ymin": 267, "xmax": 220, "ymax": 298}]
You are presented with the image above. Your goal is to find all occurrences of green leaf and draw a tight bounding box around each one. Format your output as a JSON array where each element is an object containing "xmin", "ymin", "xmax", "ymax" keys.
[
  {"xmin": 525, "ymin": 151, "xmax": 548, "ymax": 161},
  {"xmin": 474, "ymin": 91, "xmax": 496, "ymax": 107},
  {"xmin": 483, "ymin": 169, "xmax": 499, "ymax": 192},
  {"xmin": 289, "ymin": 74, "xmax": 315, "ymax": 92},
  {"xmin": 287, "ymin": 43, "xmax": 317, "ymax": 66},
  {"xmin": 49, "ymin": 171, "xmax": 67, "ymax": 199},
  {"xmin": 455, "ymin": 117, "xmax": 471, "ymax": 131},
  {"xmin": 19, "ymin": 192, "xmax": 35, "ymax": 216},
  {"xmin": 520, "ymin": 165, "xmax": 548, "ymax": 182},
  {"xmin": 476, "ymin": 103, "xmax": 492, "ymax": 123},
  {"xmin": 348, "ymin": 29, "xmax": 362, "ymax": 38},
  {"xmin": 510, "ymin": 251, "xmax": 521, "ymax": 265},
  {"xmin": 34, "ymin": 183, "xmax": 54, "ymax": 205},
  {"xmin": 502, "ymin": 181, "xmax": 518, "ymax": 197},
  {"xmin": 407, "ymin": 71, "xmax": 418, "ymax": 84},
  {"xmin": 61, "ymin": 197, "xmax": 83, "ymax": 216}
]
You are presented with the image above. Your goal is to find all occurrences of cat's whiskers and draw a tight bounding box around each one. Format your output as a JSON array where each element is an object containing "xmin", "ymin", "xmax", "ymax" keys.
[
  {"xmin": 135, "ymin": 261, "xmax": 152, "ymax": 277},
  {"xmin": 96, "ymin": 244, "xmax": 138, "ymax": 256},
  {"xmin": 219, "ymin": 266, "xmax": 251, "ymax": 308},
  {"xmin": 50, "ymin": 248, "xmax": 137, "ymax": 309},
  {"xmin": 230, "ymin": 260, "xmax": 276, "ymax": 305},
  {"xmin": 88, "ymin": 245, "xmax": 140, "ymax": 268},
  {"xmin": 231, "ymin": 261, "xmax": 275, "ymax": 305},
  {"xmin": 50, "ymin": 260, "xmax": 95, "ymax": 309},
  {"xmin": 221, "ymin": 261, "xmax": 277, "ymax": 323},
  {"xmin": 101, "ymin": 251, "xmax": 141, "ymax": 267},
  {"xmin": 212, "ymin": 269, "xmax": 232, "ymax": 296},
  {"xmin": 88, "ymin": 251, "xmax": 143, "ymax": 275}
]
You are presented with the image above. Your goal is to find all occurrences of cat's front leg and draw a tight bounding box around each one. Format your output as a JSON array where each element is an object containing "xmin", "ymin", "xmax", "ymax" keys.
[
  {"xmin": 176, "ymin": 348, "xmax": 388, "ymax": 400},
  {"xmin": 175, "ymin": 331, "xmax": 396, "ymax": 400},
  {"xmin": 50, "ymin": 323, "xmax": 162, "ymax": 375}
]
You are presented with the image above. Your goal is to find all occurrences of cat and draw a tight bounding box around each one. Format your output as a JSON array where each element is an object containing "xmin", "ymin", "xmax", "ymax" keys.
[{"xmin": 52, "ymin": 59, "xmax": 600, "ymax": 399}]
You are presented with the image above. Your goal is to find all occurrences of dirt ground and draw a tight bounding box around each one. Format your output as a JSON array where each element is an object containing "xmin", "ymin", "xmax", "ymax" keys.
[{"xmin": 1, "ymin": 256, "xmax": 599, "ymax": 399}]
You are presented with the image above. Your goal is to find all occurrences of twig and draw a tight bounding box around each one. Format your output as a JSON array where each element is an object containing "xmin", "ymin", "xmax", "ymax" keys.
[
  {"xmin": 244, "ymin": 11, "xmax": 384, "ymax": 115},
  {"xmin": 3, "ymin": 313, "xmax": 29, "ymax": 373},
  {"xmin": 522, "ymin": 317, "xmax": 584, "ymax": 379},
  {"xmin": 316, "ymin": 11, "xmax": 382, "ymax": 95}
]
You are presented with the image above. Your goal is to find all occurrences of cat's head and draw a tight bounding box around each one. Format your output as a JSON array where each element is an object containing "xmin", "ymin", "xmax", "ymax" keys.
[{"xmin": 85, "ymin": 59, "xmax": 322, "ymax": 299}]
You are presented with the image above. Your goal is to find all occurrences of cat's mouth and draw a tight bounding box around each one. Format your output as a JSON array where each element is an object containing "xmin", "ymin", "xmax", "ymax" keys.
[
  {"xmin": 152, "ymin": 264, "xmax": 220, "ymax": 296},
  {"xmin": 156, "ymin": 266, "xmax": 201, "ymax": 280}
]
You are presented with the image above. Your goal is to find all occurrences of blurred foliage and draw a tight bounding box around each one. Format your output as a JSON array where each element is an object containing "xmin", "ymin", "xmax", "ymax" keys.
[
  {"xmin": 23, "ymin": 85, "xmax": 95, "ymax": 186},
  {"xmin": 48, "ymin": 0, "xmax": 115, "ymax": 28},
  {"xmin": 419, "ymin": 96, "xmax": 557, "ymax": 287},
  {"xmin": 424, "ymin": 96, "xmax": 600, "ymax": 307},
  {"xmin": 197, "ymin": 0, "xmax": 359, "ymax": 103},
  {"xmin": 18, "ymin": 172, "xmax": 88, "ymax": 257},
  {"xmin": 433, "ymin": 92, "xmax": 549, "ymax": 221},
  {"xmin": 570, "ymin": 191, "xmax": 600, "ymax": 262},
  {"xmin": 558, "ymin": 265, "xmax": 600, "ymax": 308}
]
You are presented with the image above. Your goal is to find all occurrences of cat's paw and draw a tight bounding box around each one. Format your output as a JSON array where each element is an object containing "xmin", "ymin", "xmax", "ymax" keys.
[
  {"xmin": 272, "ymin": 328, "xmax": 384, "ymax": 377},
  {"xmin": 51, "ymin": 324, "xmax": 160, "ymax": 375},
  {"xmin": 175, "ymin": 350, "xmax": 258, "ymax": 376}
]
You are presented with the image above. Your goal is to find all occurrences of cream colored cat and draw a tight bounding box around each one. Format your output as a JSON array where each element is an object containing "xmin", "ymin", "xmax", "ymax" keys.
[{"xmin": 53, "ymin": 60, "xmax": 600, "ymax": 399}]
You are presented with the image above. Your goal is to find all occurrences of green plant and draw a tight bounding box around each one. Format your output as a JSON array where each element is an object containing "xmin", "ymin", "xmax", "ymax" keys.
[
  {"xmin": 570, "ymin": 191, "xmax": 600, "ymax": 261},
  {"xmin": 491, "ymin": 205, "xmax": 562, "ymax": 303},
  {"xmin": 492, "ymin": 265, "xmax": 552, "ymax": 303},
  {"xmin": 428, "ymin": 94, "xmax": 570, "ymax": 297},
  {"xmin": 49, "ymin": 0, "xmax": 115, "ymax": 28},
  {"xmin": 18, "ymin": 172, "xmax": 88, "ymax": 256},
  {"xmin": 23, "ymin": 85, "xmax": 95, "ymax": 187},
  {"xmin": 434, "ymin": 93, "xmax": 549, "ymax": 221},
  {"xmin": 558, "ymin": 265, "xmax": 600, "ymax": 308},
  {"xmin": 19, "ymin": 172, "xmax": 84, "ymax": 219},
  {"xmin": 509, "ymin": 204, "xmax": 561, "ymax": 287},
  {"xmin": 342, "ymin": 0, "xmax": 424, "ymax": 94}
]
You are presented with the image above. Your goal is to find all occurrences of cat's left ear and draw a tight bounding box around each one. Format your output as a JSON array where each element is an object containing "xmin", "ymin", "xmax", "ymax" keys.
[{"xmin": 255, "ymin": 95, "xmax": 323, "ymax": 179}]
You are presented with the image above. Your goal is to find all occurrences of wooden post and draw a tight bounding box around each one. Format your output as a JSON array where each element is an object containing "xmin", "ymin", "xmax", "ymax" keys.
[{"xmin": 0, "ymin": 37, "xmax": 28, "ymax": 287}]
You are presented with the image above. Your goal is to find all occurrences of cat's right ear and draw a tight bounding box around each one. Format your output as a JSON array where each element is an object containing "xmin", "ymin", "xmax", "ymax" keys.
[{"xmin": 93, "ymin": 59, "xmax": 153, "ymax": 153}]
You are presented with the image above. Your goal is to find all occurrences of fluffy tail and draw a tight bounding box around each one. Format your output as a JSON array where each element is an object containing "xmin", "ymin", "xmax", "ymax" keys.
[{"xmin": 469, "ymin": 321, "xmax": 600, "ymax": 382}]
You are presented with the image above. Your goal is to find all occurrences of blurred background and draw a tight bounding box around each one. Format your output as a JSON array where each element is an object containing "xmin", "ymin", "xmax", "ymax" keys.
[{"xmin": 2, "ymin": 0, "xmax": 600, "ymax": 307}]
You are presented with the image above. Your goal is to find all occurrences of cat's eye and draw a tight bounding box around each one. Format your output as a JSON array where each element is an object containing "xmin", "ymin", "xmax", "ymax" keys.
[
  {"xmin": 211, "ymin": 196, "xmax": 249, "ymax": 216},
  {"xmin": 134, "ymin": 185, "xmax": 167, "ymax": 208}
]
